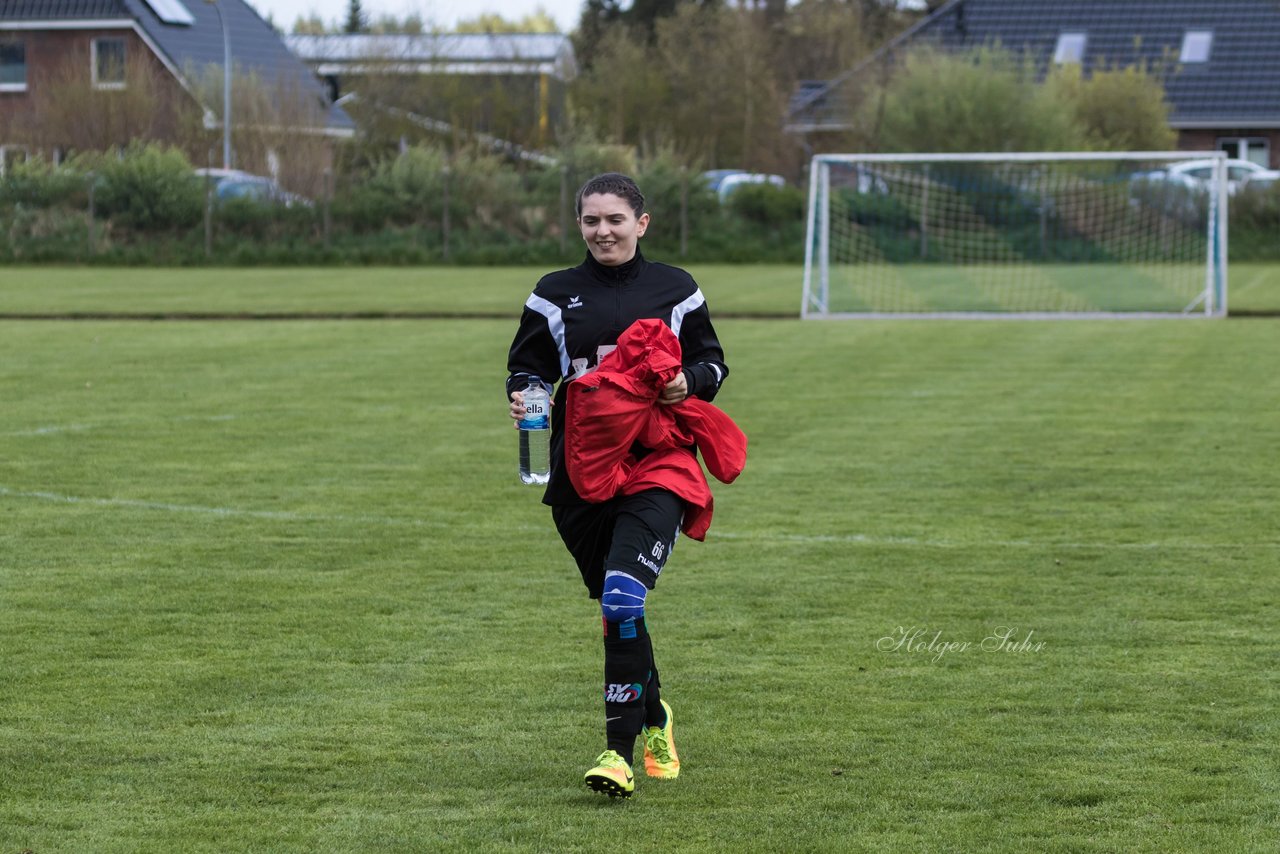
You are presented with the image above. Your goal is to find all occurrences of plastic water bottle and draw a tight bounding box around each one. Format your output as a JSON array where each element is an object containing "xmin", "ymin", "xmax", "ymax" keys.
[{"xmin": 518, "ymin": 377, "xmax": 551, "ymax": 484}]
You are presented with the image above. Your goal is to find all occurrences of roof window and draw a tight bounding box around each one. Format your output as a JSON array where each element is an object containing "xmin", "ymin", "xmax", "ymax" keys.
[
  {"xmin": 1053, "ymin": 32, "xmax": 1087, "ymax": 65},
  {"xmin": 1180, "ymin": 30, "xmax": 1213, "ymax": 64},
  {"xmin": 142, "ymin": 0, "xmax": 195, "ymax": 26}
]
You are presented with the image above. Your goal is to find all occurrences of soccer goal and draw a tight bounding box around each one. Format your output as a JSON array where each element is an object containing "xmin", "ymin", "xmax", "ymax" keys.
[{"xmin": 802, "ymin": 152, "xmax": 1228, "ymax": 318}]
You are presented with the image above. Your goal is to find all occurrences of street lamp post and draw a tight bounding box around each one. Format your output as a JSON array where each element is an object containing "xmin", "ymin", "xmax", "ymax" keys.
[{"xmin": 206, "ymin": 0, "xmax": 231, "ymax": 169}]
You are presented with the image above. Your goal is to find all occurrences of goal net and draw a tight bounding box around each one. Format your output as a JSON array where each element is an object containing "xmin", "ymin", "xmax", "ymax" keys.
[{"xmin": 802, "ymin": 152, "xmax": 1228, "ymax": 318}]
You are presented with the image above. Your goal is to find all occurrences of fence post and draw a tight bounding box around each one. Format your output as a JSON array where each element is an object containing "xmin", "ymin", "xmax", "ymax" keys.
[
  {"xmin": 323, "ymin": 168, "xmax": 332, "ymax": 249},
  {"xmin": 680, "ymin": 167, "xmax": 689, "ymax": 259},
  {"xmin": 560, "ymin": 164, "xmax": 569, "ymax": 255},
  {"xmin": 204, "ymin": 149, "xmax": 214, "ymax": 259},
  {"xmin": 86, "ymin": 172, "xmax": 96, "ymax": 257},
  {"xmin": 442, "ymin": 163, "xmax": 451, "ymax": 263}
]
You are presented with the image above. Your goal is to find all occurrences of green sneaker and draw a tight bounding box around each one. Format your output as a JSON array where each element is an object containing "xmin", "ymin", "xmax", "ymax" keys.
[
  {"xmin": 584, "ymin": 749, "xmax": 635, "ymax": 798},
  {"xmin": 642, "ymin": 699, "xmax": 680, "ymax": 779}
]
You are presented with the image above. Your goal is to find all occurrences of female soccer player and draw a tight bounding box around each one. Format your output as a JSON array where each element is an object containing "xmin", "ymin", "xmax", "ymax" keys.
[{"xmin": 506, "ymin": 173, "xmax": 730, "ymax": 799}]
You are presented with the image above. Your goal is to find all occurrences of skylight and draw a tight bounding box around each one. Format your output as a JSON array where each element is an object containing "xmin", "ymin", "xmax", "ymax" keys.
[
  {"xmin": 1180, "ymin": 30, "xmax": 1213, "ymax": 64},
  {"xmin": 143, "ymin": 0, "xmax": 195, "ymax": 26},
  {"xmin": 1053, "ymin": 32, "xmax": 1087, "ymax": 65}
]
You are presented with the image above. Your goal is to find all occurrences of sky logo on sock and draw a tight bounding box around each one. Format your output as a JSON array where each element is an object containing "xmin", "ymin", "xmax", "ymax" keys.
[{"xmin": 605, "ymin": 682, "xmax": 643, "ymax": 703}]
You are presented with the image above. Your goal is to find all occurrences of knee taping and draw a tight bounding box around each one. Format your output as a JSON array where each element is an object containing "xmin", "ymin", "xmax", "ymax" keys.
[{"xmin": 601, "ymin": 570, "xmax": 647, "ymax": 623}]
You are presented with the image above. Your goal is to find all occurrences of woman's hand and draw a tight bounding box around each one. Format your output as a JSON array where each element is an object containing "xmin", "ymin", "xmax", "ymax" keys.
[
  {"xmin": 509, "ymin": 390, "xmax": 526, "ymax": 425},
  {"xmin": 658, "ymin": 371, "xmax": 688, "ymax": 405}
]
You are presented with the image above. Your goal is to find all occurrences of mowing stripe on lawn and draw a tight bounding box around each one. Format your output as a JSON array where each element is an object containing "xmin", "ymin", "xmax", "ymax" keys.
[{"xmin": 4, "ymin": 485, "xmax": 1275, "ymax": 551}]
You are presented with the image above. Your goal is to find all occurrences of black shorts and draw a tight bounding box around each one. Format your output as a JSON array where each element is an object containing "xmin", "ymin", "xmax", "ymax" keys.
[{"xmin": 551, "ymin": 489, "xmax": 684, "ymax": 599}]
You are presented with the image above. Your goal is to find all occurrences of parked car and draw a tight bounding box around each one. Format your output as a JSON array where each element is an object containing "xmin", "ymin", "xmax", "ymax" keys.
[
  {"xmin": 1239, "ymin": 173, "xmax": 1279, "ymax": 193},
  {"xmin": 701, "ymin": 169, "xmax": 744, "ymax": 194},
  {"xmin": 194, "ymin": 168, "xmax": 311, "ymax": 207},
  {"xmin": 1130, "ymin": 158, "xmax": 1280, "ymax": 196},
  {"xmin": 701, "ymin": 169, "xmax": 787, "ymax": 203}
]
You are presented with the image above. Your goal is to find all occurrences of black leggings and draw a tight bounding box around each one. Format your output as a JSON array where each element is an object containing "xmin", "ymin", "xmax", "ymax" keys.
[{"xmin": 551, "ymin": 489, "xmax": 684, "ymax": 599}]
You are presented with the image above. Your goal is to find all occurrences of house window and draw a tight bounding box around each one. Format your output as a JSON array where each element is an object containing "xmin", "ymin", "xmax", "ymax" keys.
[
  {"xmin": 1218, "ymin": 137, "xmax": 1270, "ymax": 168},
  {"xmin": 0, "ymin": 40, "xmax": 26, "ymax": 91},
  {"xmin": 1180, "ymin": 30, "xmax": 1213, "ymax": 64},
  {"xmin": 93, "ymin": 38, "xmax": 127, "ymax": 89},
  {"xmin": 1053, "ymin": 32, "xmax": 1087, "ymax": 65}
]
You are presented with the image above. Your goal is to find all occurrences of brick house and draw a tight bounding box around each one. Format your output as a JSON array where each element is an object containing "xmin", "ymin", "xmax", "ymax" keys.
[
  {"xmin": 787, "ymin": 0, "xmax": 1280, "ymax": 168},
  {"xmin": 0, "ymin": 0, "xmax": 352, "ymax": 175}
]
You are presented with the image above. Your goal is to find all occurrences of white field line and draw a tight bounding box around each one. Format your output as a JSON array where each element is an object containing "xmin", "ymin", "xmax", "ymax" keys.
[
  {"xmin": 712, "ymin": 531, "xmax": 1278, "ymax": 550},
  {"xmin": 0, "ymin": 485, "xmax": 435, "ymax": 528},
  {"xmin": 3, "ymin": 414, "xmax": 237, "ymax": 438},
  {"xmin": 1, "ymin": 485, "xmax": 1275, "ymax": 550},
  {"xmin": 5, "ymin": 423, "xmax": 97, "ymax": 437}
]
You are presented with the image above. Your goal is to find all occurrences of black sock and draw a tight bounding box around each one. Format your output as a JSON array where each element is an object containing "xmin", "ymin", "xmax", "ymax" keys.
[
  {"xmin": 603, "ymin": 616, "xmax": 650, "ymax": 766},
  {"xmin": 643, "ymin": 633, "xmax": 665, "ymax": 729}
]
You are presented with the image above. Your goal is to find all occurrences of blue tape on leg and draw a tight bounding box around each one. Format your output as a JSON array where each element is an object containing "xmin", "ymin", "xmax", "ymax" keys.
[{"xmin": 601, "ymin": 570, "xmax": 647, "ymax": 622}]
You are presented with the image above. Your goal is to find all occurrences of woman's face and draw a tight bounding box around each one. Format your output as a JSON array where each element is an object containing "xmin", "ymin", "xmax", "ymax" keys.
[{"xmin": 578, "ymin": 193, "xmax": 649, "ymax": 266}]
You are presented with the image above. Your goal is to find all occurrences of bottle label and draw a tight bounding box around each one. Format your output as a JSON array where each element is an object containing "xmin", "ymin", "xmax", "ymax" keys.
[{"xmin": 521, "ymin": 399, "xmax": 549, "ymax": 431}]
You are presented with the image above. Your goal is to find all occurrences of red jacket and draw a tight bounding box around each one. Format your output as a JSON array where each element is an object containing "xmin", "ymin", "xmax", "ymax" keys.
[{"xmin": 564, "ymin": 318, "xmax": 747, "ymax": 540}]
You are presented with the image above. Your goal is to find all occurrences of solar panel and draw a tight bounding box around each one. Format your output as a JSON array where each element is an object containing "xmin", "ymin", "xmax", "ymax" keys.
[{"xmin": 143, "ymin": 0, "xmax": 196, "ymax": 26}]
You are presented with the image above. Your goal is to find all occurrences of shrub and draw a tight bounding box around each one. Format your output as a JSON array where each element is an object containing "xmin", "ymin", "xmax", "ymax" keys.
[
  {"xmin": 1229, "ymin": 183, "xmax": 1280, "ymax": 260},
  {"xmin": 0, "ymin": 155, "xmax": 88, "ymax": 208},
  {"xmin": 728, "ymin": 182, "xmax": 805, "ymax": 226},
  {"xmin": 1046, "ymin": 63, "xmax": 1176, "ymax": 152},
  {"xmin": 93, "ymin": 143, "xmax": 203, "ymax": 231},
  {"xmin": 362, "ymin": 146, "xmax": 448, "ymax": 226},
  {"xmin": 866, "ymin": 46, "xmax": 1086, "ymax": 153}
]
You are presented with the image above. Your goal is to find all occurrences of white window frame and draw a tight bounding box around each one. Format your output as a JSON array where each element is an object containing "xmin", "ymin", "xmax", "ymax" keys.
[
  {"xmin": 1180, "ymin": 30, "xmax": 1213, "ymax": 64},
  {"xmin": 1053, "ymin": 32, "xmax": 1087, "ymax": 65},
  {"xmin": 0, "ymin": 39, "xmax": 27, "ymax": 92},
  {"xmin": 1217, "ymin": 137, "xmax": 1270, "ymax": 169},
  {"xmin": 92, "ymin": 37, "xmax": 127, "ymax": 90}
]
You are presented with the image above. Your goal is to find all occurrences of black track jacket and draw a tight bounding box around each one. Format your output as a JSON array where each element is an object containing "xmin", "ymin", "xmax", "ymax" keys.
[{"xmin": 506, "ymin": 249, "xmax": 729, "ymax": 505}]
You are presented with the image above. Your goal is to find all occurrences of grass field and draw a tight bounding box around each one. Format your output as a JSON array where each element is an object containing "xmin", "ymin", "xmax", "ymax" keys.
[
  {"xmin": 2, "ymin": 261, "xmax": 1280, "ymax": 316},
  {"xmin": 2, "ymin": 267, "xmax": 1279, "ymax": 852},
  {"xmin": 825, "ymin": 263, "xmax": 1215, "ymax": 314}
]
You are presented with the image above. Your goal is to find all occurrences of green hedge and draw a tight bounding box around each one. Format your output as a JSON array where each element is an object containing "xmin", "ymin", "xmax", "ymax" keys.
[
  {"xmin": 6, "ymin": 143, "xmax": 1280, "ymax": 265},
  {"xmin": 0, "ymin": 144, "xmax": 808, "ymax": 265}
]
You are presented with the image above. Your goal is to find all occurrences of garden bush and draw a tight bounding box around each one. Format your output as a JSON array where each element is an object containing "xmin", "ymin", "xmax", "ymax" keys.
[
  {"xmin": 8, "ymin": 139, "xmax": 1274, "ymax": 265},
  {"xmin": 92, "ymin": 143, "xmax": 203, "ymax": 231}
]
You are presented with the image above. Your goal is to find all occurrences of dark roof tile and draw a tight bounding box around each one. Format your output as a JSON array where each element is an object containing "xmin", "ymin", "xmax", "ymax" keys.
[
  {"xmin": 0, "ymin": 0, "xmax": 129, "ymax": 17},
  {"xmin": 790, "ymin": 0, "xmax": 1280, "ymax": 129}
]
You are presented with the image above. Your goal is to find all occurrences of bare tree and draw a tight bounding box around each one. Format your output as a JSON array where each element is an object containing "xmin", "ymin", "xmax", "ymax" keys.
[
  {"xmin": 3, "ymin": 49, "xmax": 200, "ymax": 154},
  {"xmin": 187, "ymin": 63, "xmax": 336, "ymax": 195}
]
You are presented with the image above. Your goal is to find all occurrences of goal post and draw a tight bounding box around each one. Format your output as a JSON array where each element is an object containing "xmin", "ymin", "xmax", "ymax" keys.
[{"xmin": 802, "ymin": 152, "xmax": 1228, "ymax": 319}]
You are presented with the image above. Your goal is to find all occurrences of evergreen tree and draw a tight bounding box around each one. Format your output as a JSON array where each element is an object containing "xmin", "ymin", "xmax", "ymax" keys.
[{"xmin": 343, "ymin": 0, "xmax": 367, "ymax": 34}]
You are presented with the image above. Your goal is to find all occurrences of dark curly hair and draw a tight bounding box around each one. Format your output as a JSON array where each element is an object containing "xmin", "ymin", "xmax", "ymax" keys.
[{"xmin": 575, "ymin": 172, "xmax": 646, "ymax": 218}]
